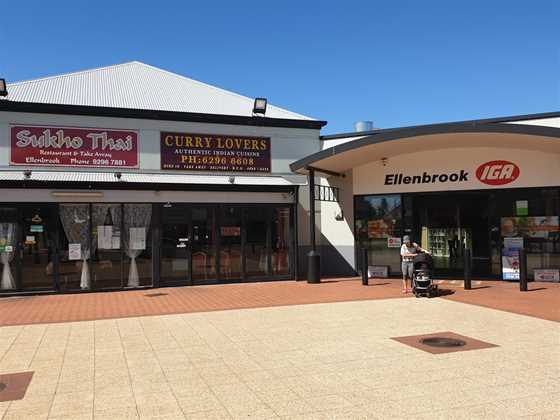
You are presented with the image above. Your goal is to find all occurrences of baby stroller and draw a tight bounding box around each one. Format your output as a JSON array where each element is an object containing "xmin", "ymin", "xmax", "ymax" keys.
[{"xmin": 412, "ymin": 252, "xmax": 438, "ymax": 298}]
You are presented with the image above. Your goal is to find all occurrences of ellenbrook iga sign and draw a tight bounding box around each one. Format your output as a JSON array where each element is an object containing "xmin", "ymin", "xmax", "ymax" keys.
[
  {"xmin": 384, "ymin": 160, "xmax": 520, "ymax": 188},
  {"xmin": 10, "ymin": 126, "xmax": 139, "ymax": 168}
]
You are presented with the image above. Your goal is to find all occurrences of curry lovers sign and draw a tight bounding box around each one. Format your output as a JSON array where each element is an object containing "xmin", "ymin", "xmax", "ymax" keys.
[
  {"xmin": 10, "ymin": 125, "xmax": 139, "ymax": 168},
  {"xmin": 161, "ymin": 132, "xmax": 271, "ymax": 172}
]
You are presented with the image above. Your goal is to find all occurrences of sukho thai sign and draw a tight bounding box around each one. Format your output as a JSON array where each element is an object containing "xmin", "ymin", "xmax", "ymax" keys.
[
  {"xmin": 161, "ymin": 132, "xmax": 271, "ymax": 172},
  {"xmin": 10, "ymin": 125, "xmax": 139, "ymax": 168}
]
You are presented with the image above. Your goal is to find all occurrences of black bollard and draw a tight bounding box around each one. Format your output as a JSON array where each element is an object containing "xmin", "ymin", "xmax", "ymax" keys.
[
  {"xmin": 464, "ymin": 247, "xmax": 472, "ymax": 290},
  {"xmin": 361, "ymin": 248, "xmax": 369, "ymax": 286},
  {"xmin": 307, "ymin": 251, "xmax": 321, "ymax": 284},
  {"xmin": 519, "ymin": 248, "xmax": 528, "ymax": 291}
]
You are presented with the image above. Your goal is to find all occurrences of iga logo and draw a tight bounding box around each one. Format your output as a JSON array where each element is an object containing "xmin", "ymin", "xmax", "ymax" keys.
[{"xmin": 476, "ymin": 161, "xmax": 519, "ymax": 185}]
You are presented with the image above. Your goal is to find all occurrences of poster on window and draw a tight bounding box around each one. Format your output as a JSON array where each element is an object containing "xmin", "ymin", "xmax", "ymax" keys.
[
  {"xmin": 367, "ymin": 220, "xmax": 396, "ymax": 238},
  {"xmin": 502, "ymin": 248, "xmax": 520, "ymax": 281},
  {"xmin": 97, "ymin": 226, "xmax": 113, "ymax": 250},
  {"xmin": 111, "ymin": 230, "xmax": 121, "ymax": 249},
  {"xmin": 221, "ymin": 226, "xmax": 241, "ymax": 237},
  {"xmin": 129, "ymin": 227, "xmax": 146, "ymax": 250},
  {"xmin": 387, "ymin": 237, "xmax": 402, "ymax": 248},
  {"xmin": 501, "ymin": 216, "xmax": 559, "ymax": 239},
  {"xmin": 69, "ymin": 243, "xmax": 82, "ymax": 260},
  {"xmin": 503, "ymin": 237, "xmax": 523, "ymax": 250}
]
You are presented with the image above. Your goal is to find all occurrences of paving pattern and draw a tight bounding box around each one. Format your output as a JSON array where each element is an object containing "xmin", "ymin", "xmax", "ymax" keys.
[
  {"xmin": 0, "ymin": 297, "xmax": 558, "ymax": 419},
  {"xmin": 0, "ymin": 279, "xmax": 558, "ymax": 327}
]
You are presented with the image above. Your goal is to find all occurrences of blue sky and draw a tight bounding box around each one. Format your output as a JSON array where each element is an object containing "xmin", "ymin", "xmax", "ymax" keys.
[{"xmin": 1, "ymin": 1, "xmax": 558, "ymax": 133}]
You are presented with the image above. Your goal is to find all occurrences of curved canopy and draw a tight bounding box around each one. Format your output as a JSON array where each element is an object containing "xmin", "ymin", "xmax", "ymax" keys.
[{"xmin": 291, "ymin": 122, "xmax": 560, "ymax": 176}]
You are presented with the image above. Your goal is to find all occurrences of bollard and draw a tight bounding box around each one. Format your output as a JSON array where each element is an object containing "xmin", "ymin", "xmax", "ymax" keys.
[
  {"xmin": 464, "ymin": 247, "xmax": 472, "ymax": 290},
  {"xmin": 519, "ymin": 248, "xmax": 528, "ymax": 291},
  {"xmin": 307, "ymin": 251, "xmax": 321, "ymax": 284},
  {"xmin": 361, "ymin": 248, "xmax": 369, "ymax": 286}
]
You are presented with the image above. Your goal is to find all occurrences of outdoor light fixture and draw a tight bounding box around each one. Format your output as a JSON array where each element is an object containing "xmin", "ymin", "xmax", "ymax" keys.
[
  {"xmin": 0, "ymin": 79, "xmax": 7, "ymax": 97},
  {"xmin": 380, "ymin": 157, "xmax": 388, "ymax": 166},
  {"xmin": 163, "ymin": 202, "xmax": 172, "ymax": 208},
  {"xmin": 23, "ymin": 170, "xmax": 32, "ymax": 179},
  {"xmin": 252, "ymin": 97, "xmax": 267, "ymax": 115},
  {"xmin": 228, "ymin": 176, "xmax": 235, "ymax": 184},
  {"xmin": 114, "ymin": 172, "xmax": 122, "ymax": 180}
]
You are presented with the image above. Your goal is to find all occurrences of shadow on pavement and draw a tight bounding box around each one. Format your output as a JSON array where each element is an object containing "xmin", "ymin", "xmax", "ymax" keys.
[
  {"xmin": 526, "ymin": 287, "xmax": 548, "ymax": 292},
  {"xmin": 436, "ymin": 288, "xmax": 455, "ymax": 297}
]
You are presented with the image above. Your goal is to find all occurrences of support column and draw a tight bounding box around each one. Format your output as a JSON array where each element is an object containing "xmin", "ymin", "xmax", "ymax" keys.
[{"xmin": 307, "ymin": 168, "xmax": 320, "ymax": 283}]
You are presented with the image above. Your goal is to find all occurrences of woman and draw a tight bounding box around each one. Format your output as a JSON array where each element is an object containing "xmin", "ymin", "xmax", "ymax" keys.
[{"xmin": 400, "ymin": 235, "xmax": 430, "ymax": 293}]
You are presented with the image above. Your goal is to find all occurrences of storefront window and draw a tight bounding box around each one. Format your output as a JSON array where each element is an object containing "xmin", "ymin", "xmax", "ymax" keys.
[
  {"xmin": 21, "ymin": 206, "xmax": 57, "ymax": 290},
  {"xmin": 161, "ymin": 204, "xmax": 190, "ymax": 285},
  {"xmin": 92, "ymin": 204, "xmax": 123, "ymax": 289},
  {"xmin": 192, "ymin": 207, "xmax": 217, "ymax": 283},
  {"xmin": 492, "ymin": 188, "xmax": 560, "ymax": 279},
  {"xmin": 0, "ymin": 208, "xmax": 18, "ymax": 291},
  {"xmin": 123, "ymin": 204, "xmax": 153, "ymax": 287},
  {"xmin": 59, "ymin": 204, "xmax": 91, "ymax": 290},
  {"xmin": 220, "ymin": 207, "xmax": 242, "ymax": 280},
  {"xmin": 246, "ymin": 207, "xmax": 268, "ymax": 277},
  {"xmin": 272, "ymin": 207, "xmax": 291, "ymax": 276},
  {"xmin": 355, "ymin": 195, "xmax": 402, "ymax": 274}
]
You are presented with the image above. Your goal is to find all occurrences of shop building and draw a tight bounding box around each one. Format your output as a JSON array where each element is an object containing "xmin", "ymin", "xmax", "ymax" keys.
[
  {"xmin": 0, "ymin": 62, "xmax": 325, "ymax": 294},
  {"xmin": 291, "ymin": 113, "xmax": 560, "ymax": 281}
]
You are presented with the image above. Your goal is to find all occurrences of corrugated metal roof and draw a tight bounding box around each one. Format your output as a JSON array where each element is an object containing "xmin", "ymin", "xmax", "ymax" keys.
[
  {"xmin": 2, "ymin": 61, "xmax": 313, "ymax": 121},
  {"xmin": 0, "ymin": 170, "xmax": 303, "ymax": 186}
]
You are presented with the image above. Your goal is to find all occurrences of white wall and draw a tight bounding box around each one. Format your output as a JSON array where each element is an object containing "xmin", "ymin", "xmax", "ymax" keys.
[
  {"xmin": 0, "ymin": 111, "xmax": 321, "ymax": 175},
  {"xmin": 318, "ymin": 173, "xmax": 355, "ymax": 272},
  {"xmin": 354, "ymin": 146, "xmax": 560, "ymax": 195},
  {"xmin": 321, "ymin": 135, "xmax": 366, "ymax": 150}
]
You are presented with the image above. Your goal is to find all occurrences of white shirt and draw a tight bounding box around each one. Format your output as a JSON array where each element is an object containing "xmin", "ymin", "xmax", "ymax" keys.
[{"xmin": 400, "ymin": 243, "xmax": 419, "ymax": 262}]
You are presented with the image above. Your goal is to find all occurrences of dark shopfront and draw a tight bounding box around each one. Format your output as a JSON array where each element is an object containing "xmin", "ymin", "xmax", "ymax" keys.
[
  {"xmin": 355, "ymin": 187, "xmax": 560, "ymax": 279},
  {"xmin": 0, "ymin": 201, "xmax": 295, "ymax": 294}
]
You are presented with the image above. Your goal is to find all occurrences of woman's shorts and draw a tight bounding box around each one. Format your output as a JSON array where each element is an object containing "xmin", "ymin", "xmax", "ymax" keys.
[{"xmin": 401, "ymin": 261, "xmax": 414, "ymax": 279}]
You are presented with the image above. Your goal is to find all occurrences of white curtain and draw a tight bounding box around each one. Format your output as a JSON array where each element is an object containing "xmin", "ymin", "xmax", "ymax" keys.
[
  {"xmin": 0, "ymin": 223, "xmax": 17, "ymax": 290},
  {"xmin": 123, "ymin": 204, "xmax": 151, "ymax": 287},
  {"xmin": 59, "ymin": 204, "xmax": 91, "ymax": 289}
]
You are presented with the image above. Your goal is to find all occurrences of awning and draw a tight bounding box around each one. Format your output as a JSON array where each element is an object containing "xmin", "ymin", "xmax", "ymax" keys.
[
  {"xmin": 291, "ymin": 122, "xmax": 560, "ymax": 176},
  {"xmin": 0, "ymin": 170, "xmax": 306, "ymax": 187}
]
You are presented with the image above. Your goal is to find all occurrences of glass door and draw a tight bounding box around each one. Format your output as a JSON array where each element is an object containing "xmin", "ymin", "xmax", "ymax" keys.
[
  {"xmin": 0, "ymin": 205, "xmax": 57, "ymax": 292},
  {"xmin": 0, "ymin": 207, "xmax": 20, "ymax": 292},
  {"xmin": 414, "ymin": 193, "xmax": 491, "ymax": 278},
  {"xmin": 161, "ymin": 204, "xmax": 191, "ymax": 286},
  {"xmin": 245, "ymin": 207, "xmax": 269, "ymax": 278},
  {"xmin": 20, "ymin": 205, "xmax": 57, "ymax": 290},
  {"xmin": 192, "ymin": 206, "xmax": 217, "ymax": 284}
]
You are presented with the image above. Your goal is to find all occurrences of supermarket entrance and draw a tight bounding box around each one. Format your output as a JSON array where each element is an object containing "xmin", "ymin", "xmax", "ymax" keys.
[{"xmin": 412, "ymin": 192, "xmax": 491, "ymax": 278}]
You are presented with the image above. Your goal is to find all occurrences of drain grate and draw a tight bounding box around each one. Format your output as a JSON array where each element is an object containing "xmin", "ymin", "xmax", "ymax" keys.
[
  {"xmin": 0, "ymin": 383, "xmax": 6, "ymax": 392},
  {"xmin": 420, "ymin": 337, "xmax": 466, "ymax": 348},
  {"xmin": 144, "ymin": 293, "xmax": 169, "ymax": 298}
]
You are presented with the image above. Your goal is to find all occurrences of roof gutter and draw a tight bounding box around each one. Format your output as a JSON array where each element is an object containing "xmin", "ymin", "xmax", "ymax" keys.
[{"xmin": 0, "ymin": 100, "xmax": 327, "ymax": 130}]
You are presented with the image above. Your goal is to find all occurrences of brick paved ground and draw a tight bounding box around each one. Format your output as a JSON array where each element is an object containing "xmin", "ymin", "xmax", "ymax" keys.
[
  {"xmin": 0, "ymin": 278, "xmax": 558, "ymax": 326},
  {"xmin": 0, "ymin": 297, "xmax": 557, "ymax": 419}
]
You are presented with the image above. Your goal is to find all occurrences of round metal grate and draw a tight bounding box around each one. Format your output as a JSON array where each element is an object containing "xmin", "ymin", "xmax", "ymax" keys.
[
  {"xmin": 420, "ymin": 337, "xmax": 466, "ymax": 348},
  {"xmin": 0, "ymin": 383, "xmax": 6, "ymax": 392}
]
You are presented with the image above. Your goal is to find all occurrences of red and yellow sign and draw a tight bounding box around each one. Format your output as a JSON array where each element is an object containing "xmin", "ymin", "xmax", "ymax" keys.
[
  {"xmin": 10, "ymin": 125, "xmax": 138, "ymax": 168},
  {"xmin": 161, "ymin": 132, "xmax": 271, "ymax": 172}
]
